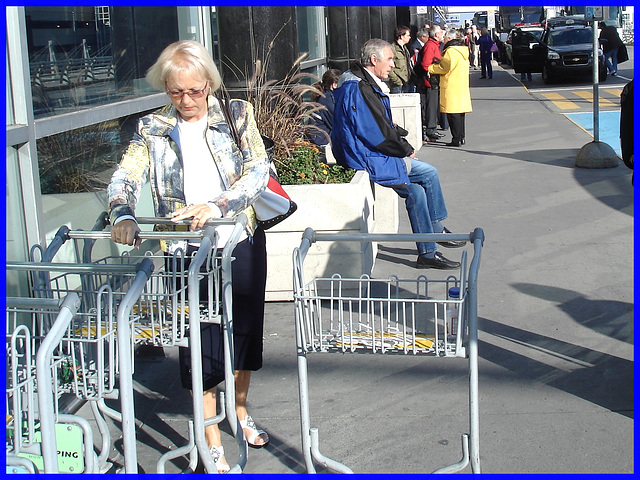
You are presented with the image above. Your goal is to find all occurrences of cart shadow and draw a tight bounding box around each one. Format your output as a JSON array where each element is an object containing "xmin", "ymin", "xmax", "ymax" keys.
[
  {"xmin": 103, "ymin": 351, "xmax": 309, "ymax": 474},
  {"xmin": 103, "ymin": 354, "xmax": 194, "ymax": 473},
  {"xmin": 512, "ymin": 282, "xmax": 634, "ymax": 344},
  {"xmin": 479, "ymin": 283, "xmax": 633, "ymax": 418},
  {"xmin": 213, "ymin": 425, "xmax": 310, "ymax": 474},
  {"xmin": 443, "ymin": 147, "xmax": 633, "ymax": 216}
]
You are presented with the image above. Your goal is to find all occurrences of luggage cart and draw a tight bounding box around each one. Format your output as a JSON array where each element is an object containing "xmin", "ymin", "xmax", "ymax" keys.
[
  {"xmin": 293, "ymin": 228, "xmax": 484, "ymax": 474},
  {"xmin": 7, "ymin": 257, "xmax": 154, "ymax": 473},
  {"xmin": 36, "ymin": 215, "xmax": 250, "ymax": 474}
]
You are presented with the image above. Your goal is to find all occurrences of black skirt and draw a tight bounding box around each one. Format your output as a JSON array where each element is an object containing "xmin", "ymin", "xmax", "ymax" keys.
[{"xmin": 174, "ymin": 228, "xmax": 267, "ymax": 391}]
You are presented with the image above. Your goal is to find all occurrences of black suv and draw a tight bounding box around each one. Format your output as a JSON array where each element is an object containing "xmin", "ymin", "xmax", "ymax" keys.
[{"xmin": 520, "ymin": 16, "xmax": 607, "ymax": 84}]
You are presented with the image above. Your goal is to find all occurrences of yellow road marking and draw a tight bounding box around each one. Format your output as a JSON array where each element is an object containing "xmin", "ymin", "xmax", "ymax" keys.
[
  {"xmin": 573, "ymin": 90, "xmax": 617, "ymax": 107},
  {"xmin": 604, "ymin": 88, "xmax": 622, "ymax": 98},
  {"xmin": 541, "ymin": 92, "xmax": 580, "ymax": 110}
]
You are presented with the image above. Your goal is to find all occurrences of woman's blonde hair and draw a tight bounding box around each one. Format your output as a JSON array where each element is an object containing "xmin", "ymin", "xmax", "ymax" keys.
[{"xmin": 146, "ymin": 40, "xmax": 222, "ymax": 93}]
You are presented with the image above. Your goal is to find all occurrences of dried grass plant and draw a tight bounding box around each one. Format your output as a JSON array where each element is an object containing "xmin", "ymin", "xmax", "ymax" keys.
[
  {"xmin": 37, "ymin": 120, "xmax": 122, "ymax": 194},
  {"xmin": 223, "ymin": 26, "xmax": 329, "ymax": 163}
]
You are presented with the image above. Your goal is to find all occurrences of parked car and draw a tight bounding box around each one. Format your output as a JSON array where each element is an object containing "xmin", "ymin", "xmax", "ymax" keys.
[
  {"xmin": 520, "ymin": 17, "xmax": 607, "ymax": 84},
  {"xmin": 505, "ymin": 25, "xmax": 544, "ymax": 67},
  {"xmin": 543, "ymin": 14, "xmax": 588, "ymax": 28}
]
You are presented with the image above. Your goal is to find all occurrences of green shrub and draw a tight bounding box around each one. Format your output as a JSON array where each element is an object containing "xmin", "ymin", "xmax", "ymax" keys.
[{"xmin": 276, "ymin": 142, "xmax": 355, "ymax": 185}]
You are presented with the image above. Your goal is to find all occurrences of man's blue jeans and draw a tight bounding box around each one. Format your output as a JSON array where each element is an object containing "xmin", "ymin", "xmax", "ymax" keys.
[{"xmin": 392, "ymin": 159, "xmax": 448, "ymax": 257}]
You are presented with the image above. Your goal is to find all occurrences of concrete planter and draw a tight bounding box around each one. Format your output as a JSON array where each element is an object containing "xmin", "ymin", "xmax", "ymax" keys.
[
  {"xmin": 40, "ymin": 173, "xmax": 399, "ymax": 302},
  {"xmin": 389, "ymin": 93, "xmax": 422, "ymax": 150},
  {"xmin": 264, "ymin": 170, "xmax": 398, "ymax": 301}
]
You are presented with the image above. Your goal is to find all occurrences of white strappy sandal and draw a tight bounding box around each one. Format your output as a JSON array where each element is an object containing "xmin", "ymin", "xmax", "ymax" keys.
[
  {"xmin": 240, "ymin": 415, "xmax": 270, "ymax": 448},
  {"xmin": 209, "ymin": 444, "xmax": 230, "ymax": 473}
]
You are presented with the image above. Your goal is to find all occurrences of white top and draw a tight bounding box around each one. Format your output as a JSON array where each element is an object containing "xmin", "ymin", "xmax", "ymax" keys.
[
  {"xmin": 176, "ymin": 114, "xmax": 247, "ymax": 247},
  {"xmin": 177, "ymin": 114, "xmax": 225, "ymax": 207}
]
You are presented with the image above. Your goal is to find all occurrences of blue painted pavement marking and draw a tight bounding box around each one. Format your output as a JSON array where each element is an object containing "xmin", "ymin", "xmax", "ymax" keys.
[{"xmin": 564, "ymin": 111, "xmax": 622, "ymax": 156}]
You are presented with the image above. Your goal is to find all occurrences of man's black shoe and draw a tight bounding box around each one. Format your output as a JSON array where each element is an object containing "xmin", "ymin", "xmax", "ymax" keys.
[
  {"xmin": 427, "ymin": 131, "xmax": 445, "ymax": 138},
  {"xmin": 437, "ymin": 227, "xmax": 466, "ymax": 248},
  {"xmin": 446, "ymin": 141, "xmax": 460, "ymax": 147},
  {"xmin": 416, "ymin": 252, "xmax": 461, "ymax": 270}
]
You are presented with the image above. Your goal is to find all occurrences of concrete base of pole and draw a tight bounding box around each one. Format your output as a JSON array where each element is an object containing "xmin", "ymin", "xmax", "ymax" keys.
[{"xmin": 576, "ymin": 141, "xmax": 619, "ymax": 168}]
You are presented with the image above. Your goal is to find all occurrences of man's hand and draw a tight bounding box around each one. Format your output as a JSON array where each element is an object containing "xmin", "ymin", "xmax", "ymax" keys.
[{"xmin": 110, "ymin": 219, "xmax": 141, "ymax": 248}]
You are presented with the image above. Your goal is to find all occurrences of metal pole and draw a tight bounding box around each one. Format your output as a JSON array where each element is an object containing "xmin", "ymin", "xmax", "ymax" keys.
[{"xmin": 592, "ymin": 19, "xmax": 600, "ymax": 142}]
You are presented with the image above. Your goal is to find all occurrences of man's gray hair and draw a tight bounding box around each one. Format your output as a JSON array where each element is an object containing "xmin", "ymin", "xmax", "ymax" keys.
[
  {"xmin": 416, "ymin": 27, "xmax": 429, "ymax": 39},
  {"xmin": 428, "ymin": 24, "xmax": 442, "ymax": 39},
  {"xmin": 361, "ymin": 38, "xmax": 392, "ymax": 66},
  {"xmin": 444, "ymin": 27, "xmax": 460, "ymax": 41}
]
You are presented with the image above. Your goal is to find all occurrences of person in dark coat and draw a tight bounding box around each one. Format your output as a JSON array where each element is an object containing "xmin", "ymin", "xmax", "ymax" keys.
[
  {"xmin": 477, "ymin": 27, "xmax": 494, "ymax": 79},
  {"xmin": 620, "ymin": 80, "xmax": 633, "ymax": 184},
  {"xmin": 409, "ymin": 27, "xmax": 429, "ymax": 66},
  {"xmin": 599, "ymin": 22, "xmax": 624, "ymax": 76},
  {"xmin": 308, "ymin": 68, "xmax": 342, "ymax": 146}
]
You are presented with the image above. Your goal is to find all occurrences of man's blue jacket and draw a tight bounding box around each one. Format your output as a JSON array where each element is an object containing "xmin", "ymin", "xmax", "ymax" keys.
[{"xmin": 330, "ymin": 62, "xmax": 415, "ymax": 187}]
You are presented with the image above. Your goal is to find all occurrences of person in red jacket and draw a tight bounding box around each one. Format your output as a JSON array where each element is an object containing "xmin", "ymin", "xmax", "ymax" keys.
[{"xmin": 420, "ymin": 24, "xmax": 445, "ymax": 142}]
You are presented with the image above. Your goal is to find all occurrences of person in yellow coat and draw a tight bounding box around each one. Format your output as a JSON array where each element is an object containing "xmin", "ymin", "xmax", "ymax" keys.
[{"xmin": 427, "ymin": 28, "xmax": 472, "ymax": 147}]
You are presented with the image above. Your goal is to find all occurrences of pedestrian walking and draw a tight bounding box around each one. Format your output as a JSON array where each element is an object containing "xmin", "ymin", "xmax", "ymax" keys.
[
  {"xmin": 477, "ymin": 27, "xmax": 494, "ymax": 79},
  {"xmin": 599, "ymin": 22, "xmax": 624, "ymax": 76}
]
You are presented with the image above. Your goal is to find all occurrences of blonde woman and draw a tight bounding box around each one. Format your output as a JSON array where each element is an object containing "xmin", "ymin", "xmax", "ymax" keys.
[{"xmin": 108, "ymin": 40, "xmax": 270, "ymax": 472}]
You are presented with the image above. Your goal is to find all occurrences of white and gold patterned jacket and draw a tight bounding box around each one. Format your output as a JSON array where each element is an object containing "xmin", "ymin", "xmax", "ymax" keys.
[{"xmin": 107, "ymin": 95, "xmax": 269, "ymax": 252}]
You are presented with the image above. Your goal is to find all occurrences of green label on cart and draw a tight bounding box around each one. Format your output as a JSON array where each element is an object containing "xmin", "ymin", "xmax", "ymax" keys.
[{"xmin": 17, "ymin": 423, "xmax": 85, "ymax": 473}]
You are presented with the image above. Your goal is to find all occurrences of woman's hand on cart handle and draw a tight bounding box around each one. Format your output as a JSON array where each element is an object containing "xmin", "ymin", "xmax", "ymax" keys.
[
  {"xmin": 171, "ymin": 204, "xmax": 220, "ymax": 231},
  {"xmin": 110, "ymin": 219, "xmax": 142, "ymax": 249}
]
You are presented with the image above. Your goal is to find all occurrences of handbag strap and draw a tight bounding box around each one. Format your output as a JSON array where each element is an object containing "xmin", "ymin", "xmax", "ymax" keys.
[{"xmin": 215, "ymin": 88, "xmax": 242, "ymax": 148}]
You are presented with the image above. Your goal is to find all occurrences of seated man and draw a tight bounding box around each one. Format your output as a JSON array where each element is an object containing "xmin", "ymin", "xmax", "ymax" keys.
[{"xmin": 331, "ymin": 38, "xmax": 463, "ymax": 269}]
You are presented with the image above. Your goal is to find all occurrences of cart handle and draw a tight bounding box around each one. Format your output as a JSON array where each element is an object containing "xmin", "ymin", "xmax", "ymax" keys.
[
  {"xmin": 301, "ymin": 227, "xmax": 484, "ymax": 245},
  {"xmin": 6, "ymin": 257, "xmax": 155, "ymax": 276},
  {"xmin": 61, "ymin": 214, "xmax": 248, "ymax": 241}
]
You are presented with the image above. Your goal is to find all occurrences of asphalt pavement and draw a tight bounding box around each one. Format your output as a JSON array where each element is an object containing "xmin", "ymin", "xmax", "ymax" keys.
[{"xmin": 78, "ymin": 60, "xmax": 634, "ymax": 474}]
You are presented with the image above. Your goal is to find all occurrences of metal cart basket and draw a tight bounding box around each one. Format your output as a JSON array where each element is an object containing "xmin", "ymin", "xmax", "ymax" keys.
[
  {"xmin": 8, "ymin": 256, "xmax": 155, "ymax": 474},
  {"xmin": 5, "ymin": 293, "xmax": 91, "ymax": 474},
  {"xmin": 18, "ymin": 215, "xmax": 250, "ymax": 474},
  {"xmin": 293, "ymin": 228, "xmax": 484, "ymax": 474}
]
